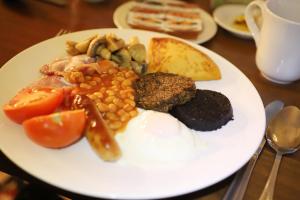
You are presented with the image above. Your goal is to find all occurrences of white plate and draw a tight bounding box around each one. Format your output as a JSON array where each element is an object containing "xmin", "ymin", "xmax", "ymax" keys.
[
  {"xmin": 113, "ymin": 1, "xmax": 217, "ymax": 44},
  {"xmin": 213, "ymin": 4, "xmax": 252, "ymax": 39},
  {"xmin": 0, "ymin": 28, "xmax": 265, "ymax": 199}
]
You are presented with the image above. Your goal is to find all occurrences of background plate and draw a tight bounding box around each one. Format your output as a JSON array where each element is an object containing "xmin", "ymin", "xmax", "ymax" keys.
[
  {"xmin": 213, "ymin": 4, "xmax": 252, "ymax": 39},
  {"xmin": 0, "ymin": 28, "xmax": 265, "ymax": 199},
  {"xmin": 113, "ymin": 1, "xmax": 218, "ymax": 44}
]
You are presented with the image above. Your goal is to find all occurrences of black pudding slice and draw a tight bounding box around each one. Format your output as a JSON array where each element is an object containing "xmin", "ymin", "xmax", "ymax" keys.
[{"xmin": 170, "ymin": 89, "xmax": 233, "ymax": 131}]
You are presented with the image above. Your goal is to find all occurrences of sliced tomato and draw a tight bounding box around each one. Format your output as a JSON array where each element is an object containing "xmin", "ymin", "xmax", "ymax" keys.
[
  {"xmin": 23, "ymin": 109, "xmax": 86, "ymax": 148},
  {"xmin": 3, "ymin": 87, "xmax": 64, "ymax": 123}
]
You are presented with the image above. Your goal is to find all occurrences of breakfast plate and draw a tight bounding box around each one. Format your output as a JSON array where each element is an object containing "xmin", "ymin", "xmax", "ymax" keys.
[
  {"xmin": 0, "ymin": 28, "xmax": 265, "ymax": 199},
  {"xmin": 113, "ymin": 1, "xmax": 218, "ymax": 44},
  {"xmin": 213, "ymin": 4, "xmax": 252, "ymax": 39}
]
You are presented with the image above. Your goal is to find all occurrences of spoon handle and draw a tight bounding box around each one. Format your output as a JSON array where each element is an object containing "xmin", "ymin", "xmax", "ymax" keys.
[
  {"xmin": 258, "ymin": 153, "xmax": 282, "ymax": 200},
  {"xmin": 222, "ymin": 139, "xmax": 266, "ymax": 200}
]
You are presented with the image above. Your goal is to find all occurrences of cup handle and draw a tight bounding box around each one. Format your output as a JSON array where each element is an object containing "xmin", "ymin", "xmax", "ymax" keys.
[{"xmin": 245, "ymin": 0, "xmax": 265, "ymax": 46}]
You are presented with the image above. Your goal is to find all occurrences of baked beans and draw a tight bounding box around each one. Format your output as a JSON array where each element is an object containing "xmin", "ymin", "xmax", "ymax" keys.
[{"xmin": 64, "ymin": 63, "xmax": 139, "ymax": 135}]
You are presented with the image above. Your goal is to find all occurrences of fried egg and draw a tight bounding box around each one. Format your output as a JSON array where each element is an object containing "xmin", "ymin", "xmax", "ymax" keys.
[{"xmin": 116, "ymin": 110, "xmax": 201, "ymax": 165}]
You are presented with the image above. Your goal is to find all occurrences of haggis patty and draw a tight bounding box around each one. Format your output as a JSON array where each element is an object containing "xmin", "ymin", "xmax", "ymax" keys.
[{"xmin": 133, "ymin": 72, "xmax": 196, "ymax": 112}]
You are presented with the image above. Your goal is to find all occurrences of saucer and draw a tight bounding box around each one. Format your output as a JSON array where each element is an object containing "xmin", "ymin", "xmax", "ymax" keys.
[{"xmin": 213, "ymin": 4, "xmax": 252, "ymax": 39}]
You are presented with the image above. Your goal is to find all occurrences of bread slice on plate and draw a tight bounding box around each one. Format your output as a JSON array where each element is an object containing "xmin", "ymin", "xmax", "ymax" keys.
[{"xmin": 147, "ymin": 37, "xmax": 221, "ymax": 81}]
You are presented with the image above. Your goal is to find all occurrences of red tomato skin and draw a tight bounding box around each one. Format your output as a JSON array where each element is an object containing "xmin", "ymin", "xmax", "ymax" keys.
[
  {"xmin": 3, "ymin": 88, "xmax": 64, "ymax": 124},
  {"xmin": 23, "ymin": 110, "xmax": 86, "ymax": 148}
]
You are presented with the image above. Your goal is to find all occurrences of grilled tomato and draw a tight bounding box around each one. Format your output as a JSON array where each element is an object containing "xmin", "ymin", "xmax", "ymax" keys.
[
  {"xmin": 23, "ymin": 109, "xmax": 86, "ymax": 148},
  {"xmin": 3, "ymin": 87, "xmax": 64, "ymax": 123}
]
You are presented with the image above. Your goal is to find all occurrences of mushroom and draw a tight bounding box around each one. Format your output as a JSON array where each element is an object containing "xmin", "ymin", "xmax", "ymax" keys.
[
  {"xmin": 75, "ymin": 35, "xmax": 97, "ymax": 53},
  {"xmin": 128, "ymin": 36, "xmax": 140, "ymax": 47},
  {"xmin": 66, "ymin": 40, "xmax": 80, "ymax": 56},
  {"xmin": 99, "ymin": 48, "xmax": 111, "ymax": 60},
  {"xmin": 106, "ymin": 34, "xmax": 125, "ymax": 52},
  {"xmin": 95, "ymin": 44, "xmax": 105, "ymax": 56},
  {"xmin": 128, "ymin": 43, "xmax": 146, "ymax": 63},
  {"xmin": 131, "ymin": 61, "xmax": 147, "ymax": 75},
  {"xmin": 111, "ymin": 54, "xmax": 122, "ymax": 64},
  {"xmin": 116, "ymin": 48, "xmax": 131, "ymax": 63},
  {"xmin": 86, "ymin": 35, "xmax": 106, "ymax": 57}
]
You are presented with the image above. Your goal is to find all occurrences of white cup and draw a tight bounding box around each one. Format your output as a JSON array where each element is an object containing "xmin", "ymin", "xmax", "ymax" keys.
[{"xmin": 245, "ymin": 0, "xmax": 300, "ymax": 84}]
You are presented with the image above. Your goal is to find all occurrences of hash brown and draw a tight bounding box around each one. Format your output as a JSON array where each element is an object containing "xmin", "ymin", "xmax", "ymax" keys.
[{"xmin": 147, "ymin": 37, "xmax": 221, "ymax": 81}]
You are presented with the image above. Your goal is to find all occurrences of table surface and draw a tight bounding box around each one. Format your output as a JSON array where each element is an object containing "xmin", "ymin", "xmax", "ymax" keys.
[{"xmin": 0, "ymin": 0, "xmax": 299, "ymax": 199}]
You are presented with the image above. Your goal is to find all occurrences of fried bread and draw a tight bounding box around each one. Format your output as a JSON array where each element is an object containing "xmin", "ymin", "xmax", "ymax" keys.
[{"xmin": 147, "ymin": 37, "xmax": 221, "ymax": 81}]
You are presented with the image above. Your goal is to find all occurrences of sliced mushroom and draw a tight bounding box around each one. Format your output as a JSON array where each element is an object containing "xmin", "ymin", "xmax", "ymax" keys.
[
  {"xmin": 66, "ymin": 40, "xmax": 80, "ymax": 56},
  {"xmin": 99, "ymin": 48, "xmax": 111, "ymax": 60},
  {"xmin": 128, "ymin": 36, "xmax": 140, "ymax": 47},
  {"xmin": 128, "ymin": 43, "xmax": 146, "ymax": 63},
  {"xmin": 87, "ymin": 35, "xmax": 106, "ymax": 57},
  {"xmin": 120, "ymin": 61, "xmax": 131, "ymax": 68},
  {"xmin": 111, "ymin": 54, "xmax": 122, "ymax": 64},
  {"xmin": 131, "ymin": 61, "xmax": 147, "ymax": 75},
  {"xmin": 106, "ymin": 34, "xmax": 125, "ymax": 52},
  {"xmin": 75, "ymin": 35, "xmax": 97, "ymax": 53},
  {"xmin": 95, "ymin": 44, "xmax": 105, "ymax": 56},
  {"xmin": 116, "ymin": 48, "xmax": 131, "ymax": 63}
]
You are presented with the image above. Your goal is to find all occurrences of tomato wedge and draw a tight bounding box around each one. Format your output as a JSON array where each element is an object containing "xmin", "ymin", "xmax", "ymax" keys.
[
  {"xmin": 23, "ymin": 109, "xmax": 86, "ymax": 148},
  {"xmin": 3, "ymin": 87, "xmax": 64, "ymax": 123}
]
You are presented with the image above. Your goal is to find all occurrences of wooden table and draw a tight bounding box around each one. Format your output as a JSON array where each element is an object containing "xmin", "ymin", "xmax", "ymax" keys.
[{"xmin": 0, "ymin": 0, "xmax": 299, "ymax": 199}]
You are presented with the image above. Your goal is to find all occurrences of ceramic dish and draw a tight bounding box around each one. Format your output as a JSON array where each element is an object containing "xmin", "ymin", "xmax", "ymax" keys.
[
  {"xmin": 113, "ymin": 1, "xmax": 217, "ymax": 44},
  {"xmin": 213, "ymin": 4, "xmax": 252, "ymax": 39},
  {"xmin": 0, "ymin": 28, "xmax": 265, "ymax": 199}
]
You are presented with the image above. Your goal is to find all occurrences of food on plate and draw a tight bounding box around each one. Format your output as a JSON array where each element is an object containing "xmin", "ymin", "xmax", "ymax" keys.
[
  {"xmin": 170, "ymin": 89, "xmax": 233, "ymax": 131},
  {"xmin": 72, "ymin": 95, "xmax": 121, "ymax": 161},
  {"xmin": 127, "ymin": 0, "xmax": 203, "ymax": 39},
  {"xmin": 64, "ymin": 60, "xmax": 139, "ymax": 134},
  {"xmin": 23, "ymin": 109, "xmax": 86, "ymax": 148},
  {"xmin": 3, "ymin": 87, "xmax": 64, "ymax": 123},
  {"xmin": 116, "ymin": 110, "xmax": 201, "ymax": 163},
  {"xmin": 2, "ymin": 32, "xmax": 233, "ymax": 164},
  {"xmin": 232, "ymin": 14, "xmax": 249, "ymax": 32},
  {"xmin": 40, "ymin": 55, "xmax": 97, "ymax": 76},
  {"xmin": 2, "ymin": 35, "xmax": 142, "ymax": 162},
  {"xmin": 31, "ymin": 75, "xmax": 73, "ymax": 89},
  {"xmin": 133, "ymin": 72, "xmax": 196, "ymax": 112},
  {"xmin": 147, "ymin": 37, "xmax": 221, "ymax": 81},
  {"xmin": 65, "ymin": 34, "xmax": 147, "ymax": 75}
]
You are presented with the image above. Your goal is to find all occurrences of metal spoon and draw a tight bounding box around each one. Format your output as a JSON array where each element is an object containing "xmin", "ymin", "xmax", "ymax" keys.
[
  {"xmin": 222, "ymin": 100, "xmax": 284, "ymax": 200},
  {"xmin": 259, "ymin": 106, "xmax": 300, "ymax": 200}
]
